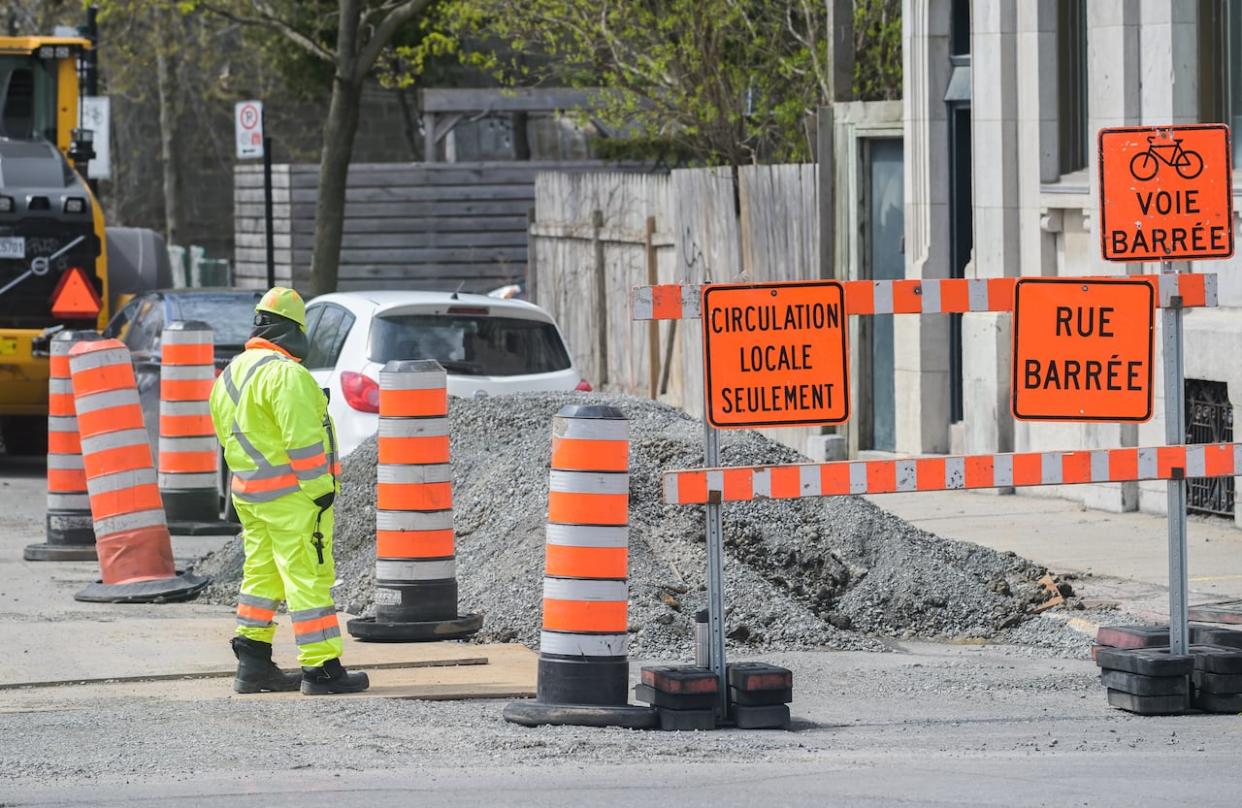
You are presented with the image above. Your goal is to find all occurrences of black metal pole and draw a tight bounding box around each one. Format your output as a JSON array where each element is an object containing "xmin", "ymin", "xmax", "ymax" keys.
[
  {"xmin": 84, "ymin": 5, "xmax": 100, "ymax": 197},
  {"xmin": 263, "ymin": 136, "xmax": 275, "ymax": 289},
  {"xmin": 84, "ymin": 6, "xmax": 99, "ymax": 96}
]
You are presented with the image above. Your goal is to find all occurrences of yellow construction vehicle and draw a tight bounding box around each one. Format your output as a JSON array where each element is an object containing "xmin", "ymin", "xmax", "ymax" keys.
[{"xmin": 0, "ymin": 14, "xmax": 166, "ymax": 453}]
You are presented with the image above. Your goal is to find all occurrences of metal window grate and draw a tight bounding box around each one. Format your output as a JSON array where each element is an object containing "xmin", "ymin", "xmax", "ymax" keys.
[{"xmin": 1185, "ymin": 379, "xmax": 1235, "ymax": 518}]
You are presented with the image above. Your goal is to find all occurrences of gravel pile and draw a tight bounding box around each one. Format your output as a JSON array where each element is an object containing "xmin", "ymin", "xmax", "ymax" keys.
[{"xmin": 196, "ymin": 392, "xmax": 1054, "ymax": 656}]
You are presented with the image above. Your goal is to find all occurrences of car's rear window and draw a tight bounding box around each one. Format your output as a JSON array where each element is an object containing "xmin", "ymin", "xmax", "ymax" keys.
[
  {"xmin": 369, "ymin": 313, "xmax": 571, "ymax": 376},
  {"xmin": 174, "ymin": 294, "xmax": 261, "ymax": 347}
]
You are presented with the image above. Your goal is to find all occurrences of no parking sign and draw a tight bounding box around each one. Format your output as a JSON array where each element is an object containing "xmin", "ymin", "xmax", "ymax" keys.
[{"xmin": 235, "ymin": 100, "xmax": 264, "ymax": 160}]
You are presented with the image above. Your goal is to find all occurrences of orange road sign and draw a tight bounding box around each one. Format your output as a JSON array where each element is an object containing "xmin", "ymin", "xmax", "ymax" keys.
[
  {"xmin": 1098, "ymin": 124, "xmax": 1234, "ymax": 262},
  {"xmin": 702, "ymin": 280, "xmax": 849, "ymax": 429},
  {"xmin": 1011, "ymin": 278, "xmax": 1154, "ymax": 422}
]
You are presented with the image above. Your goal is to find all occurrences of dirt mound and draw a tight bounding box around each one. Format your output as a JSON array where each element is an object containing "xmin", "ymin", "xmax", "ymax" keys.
[{"xmin": 195, "ymin": 393, "xmax": 1050, "ymax": 655}]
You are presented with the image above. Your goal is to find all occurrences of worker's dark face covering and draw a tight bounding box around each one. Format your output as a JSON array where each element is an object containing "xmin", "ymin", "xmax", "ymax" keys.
[{"xmin": 251, "ymin": 311, "xmax": 309, "ymax": 361}]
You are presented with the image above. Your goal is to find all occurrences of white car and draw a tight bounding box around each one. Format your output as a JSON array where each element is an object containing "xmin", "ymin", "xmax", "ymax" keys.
[{"xmin": 303, "ymin": 291, "xmax": 588, "ymax": 457}]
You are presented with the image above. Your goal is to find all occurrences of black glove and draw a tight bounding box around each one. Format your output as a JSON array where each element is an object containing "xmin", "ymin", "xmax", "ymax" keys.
[{"xmin": 313, "ymin": 492, "xmax": 335, "ymax": 511}]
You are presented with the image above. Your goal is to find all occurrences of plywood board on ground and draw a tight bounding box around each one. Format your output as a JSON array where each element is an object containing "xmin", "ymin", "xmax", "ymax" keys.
[
  {"xmin": 0, "ymin": 644, "xmax": 537, "ymax": 712},
  {"xmin": 1, "ymin": 614, "xmax": 490, "ymax": 688}
]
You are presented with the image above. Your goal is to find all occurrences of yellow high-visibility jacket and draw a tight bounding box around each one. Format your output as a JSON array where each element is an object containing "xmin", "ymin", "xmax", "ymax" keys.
[{"xmin": 209, "ymin": 338, "xmax": 339, "ymax": 504}]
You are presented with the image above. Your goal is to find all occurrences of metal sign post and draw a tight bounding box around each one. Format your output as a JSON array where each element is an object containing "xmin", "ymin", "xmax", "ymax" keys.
[
  {"xmin": 1098, "ymin": 123, "xmax": 1233, "ymax": 657},
  {"xmin": 1162, "ymin": 260, "xmax": 1189, "ymax": 655},
  {"xmin": 263, "ymin": 136, "xmax": 275, "ymax": 289},
  {"xmin": 703, "ymin": 420, "xmax": 728, "ymax": 717}
]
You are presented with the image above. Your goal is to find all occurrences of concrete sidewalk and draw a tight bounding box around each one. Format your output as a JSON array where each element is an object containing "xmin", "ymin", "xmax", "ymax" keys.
[{"xmin": 870, "ymin": 489, "xmax": 1242, "ymax": 614}]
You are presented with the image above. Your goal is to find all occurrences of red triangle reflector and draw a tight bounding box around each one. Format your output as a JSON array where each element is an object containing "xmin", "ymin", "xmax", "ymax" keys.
[{"xmin": 50, "ymin": 266, "xmax": 102, "ymax": 320}]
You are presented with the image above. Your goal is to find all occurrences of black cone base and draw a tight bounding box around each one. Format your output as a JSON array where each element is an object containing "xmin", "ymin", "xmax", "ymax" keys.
[
  {"xmin": 167, "ymin": 520, "xmax": 241, "ymax": 536},
  {"xmin": 23, "ymin": 542, "xmax": 97, "ymax": 561},
  {"xmin": 503, "ymin": 700, "xmax": 657, "ymax": 729},
  {"xmin": 346, "ymin": 612, "xmax": 483, "ymax": 642},
  {"xmin": 74, "ymin": 571, "xmax": 209, "ymax": 604}
]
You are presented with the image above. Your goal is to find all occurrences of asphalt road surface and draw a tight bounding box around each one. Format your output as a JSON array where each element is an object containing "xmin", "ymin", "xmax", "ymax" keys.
[{"xmin": 3, "ymin": 453, "xmax": 1242, "ymax": 807}]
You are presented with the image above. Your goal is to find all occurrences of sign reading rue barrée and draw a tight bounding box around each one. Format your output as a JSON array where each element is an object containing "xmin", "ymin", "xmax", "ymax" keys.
[
  {"xmin": 1011, "ymin": 278, "xmax": 1155, "ymax": 422},
  {"xmin": 1098, "ymin": 124, "xmax": 1234, "ymax": 262}
]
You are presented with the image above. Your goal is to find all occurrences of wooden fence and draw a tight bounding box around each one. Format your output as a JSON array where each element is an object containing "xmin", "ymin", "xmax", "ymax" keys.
[
  {"xmin": 532, "ymin": 164, "xmax": 823, "ymax": 456},
  {"xmin": 234, "ymin": 161, "xmax": 633, "ymax": 292}
]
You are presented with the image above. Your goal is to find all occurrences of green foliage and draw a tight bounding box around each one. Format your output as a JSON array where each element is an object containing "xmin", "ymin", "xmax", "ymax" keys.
[
  {"xmin": 853, "ymin": 0, "xmax": 902, "ymax": 101},
  {"xmin": 430, "ymin": 0, "xmax": 836, "ymax": 166}
]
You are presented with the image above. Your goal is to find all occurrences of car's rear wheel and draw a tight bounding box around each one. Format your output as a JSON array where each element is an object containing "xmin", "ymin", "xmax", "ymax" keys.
[{"xmin": 1, "ymin": 416, "xmax": 48, "ymax": 456}]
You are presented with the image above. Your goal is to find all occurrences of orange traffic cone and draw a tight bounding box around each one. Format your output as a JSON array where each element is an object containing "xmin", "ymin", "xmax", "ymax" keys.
[
  {"xmin": 157, "ymin": 320, "xmax": 235, "ymax": 534},
  {"xmin": 504, "ymin": 404, "xmax": 655, "ymax": 729},
  {"xmin": 68, "ymin": 338, "xmax": 208, "ymax": 603},
  {"xmin": 25, "ymin": 330, "xmax": 102, "ymax": 561},
  {"xmin": 347, "ymin": 359, "xmax": 482, "ymax": 641}
]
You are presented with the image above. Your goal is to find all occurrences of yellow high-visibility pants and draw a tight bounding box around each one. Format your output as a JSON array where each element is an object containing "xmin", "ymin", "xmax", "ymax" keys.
[{"xmin": 232, "ymin": 495, "xmax": 341, "ymax": 668}]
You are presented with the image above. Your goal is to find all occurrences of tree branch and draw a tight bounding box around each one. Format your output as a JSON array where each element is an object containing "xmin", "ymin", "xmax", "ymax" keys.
[
  {"xmin": 196, "ymin": 1, "xmax": 335, "ymax": 63},
  {"xmin": 354, "ymin": 0, "xmax": 437, "ymax": 81}
]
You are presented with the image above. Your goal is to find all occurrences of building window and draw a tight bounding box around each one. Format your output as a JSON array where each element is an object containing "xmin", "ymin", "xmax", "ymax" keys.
[
  {"xmin": 1057, "ymin": 0, "xmax": 1088, "ymax": 174},
  {"xmin": 951, "ymin": 0, "xmax": 971, "ymax": 57},
  {"xmin": 1200, "ymin": 0, "xmax": 1242, "ymax": 166}
]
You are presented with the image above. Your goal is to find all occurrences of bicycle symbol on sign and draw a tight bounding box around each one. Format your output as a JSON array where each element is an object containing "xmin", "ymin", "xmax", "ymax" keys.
[{"xmin": 1128, "ymin": 135, "xmax": 1204, "ymax": 181}]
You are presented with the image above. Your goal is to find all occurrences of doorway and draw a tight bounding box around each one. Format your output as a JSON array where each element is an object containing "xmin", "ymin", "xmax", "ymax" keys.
[{"xmin": 861, "ymin": 137, "xmax": 904, "ymax": 451}]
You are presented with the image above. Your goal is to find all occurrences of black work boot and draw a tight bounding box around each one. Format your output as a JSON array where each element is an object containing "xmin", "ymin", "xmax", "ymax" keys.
[
  {"xmin": 301, "ymin": 658, "xmax": 370, "ymax": 695},
  {"xmin": 231, "ymin": 636, "xmax": 302, "ymax": 694}
]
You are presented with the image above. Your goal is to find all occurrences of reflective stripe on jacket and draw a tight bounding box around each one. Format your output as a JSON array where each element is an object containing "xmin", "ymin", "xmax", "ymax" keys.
[{"xmin": 209, "ymin": 339, "xmax": 339, "ymax": 504}]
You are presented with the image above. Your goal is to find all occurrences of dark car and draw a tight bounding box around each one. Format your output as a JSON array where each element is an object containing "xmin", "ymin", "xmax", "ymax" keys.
[{"xmin": 102, "ymin": 288, "xmax": 262, "ymax": 475}]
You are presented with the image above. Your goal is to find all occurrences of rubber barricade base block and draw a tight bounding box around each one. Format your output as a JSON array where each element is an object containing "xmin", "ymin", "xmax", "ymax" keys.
[
  {"xmin": 1188, "ymin": 600, "xmax": 1242, "ymax": 625},
  {"xmin": 657, "ymin": 708, "xmax": 716, "ymax": 731},
  {"xmin": 1192, "ymin": 670, "xmax": 1242, "ymax": 694},
  {"xmin": 1094, "ymin": 647, "xmax": 1194, "ymax": 676},
  {"xmin": 1099, "ymin": 670, "xmax": 1189, "ymax": 697},
  {"xmin": 75, "ymin": 570, "xmax": 209, "ymax": 604},
  {"xmin": 502, "ymin": 700, "xmax": 658, "ymax": 729},
  {"xmin": 731, "ymin": 703, "xmax": 791, "ymax": 729},
  {"xmin": 640, "ymin": 665, "xmax": 719, "ymax": 695},
  {"xmin": 1192, "ymin": 690, "xmax": 1242, "ymax": 713},
  {"xmin": 1191, "ymin": 644, "xmax": 1242, "ymax": 674},
  {"xmin": 1096, "ymin": 625, "xmax": 1170, "ymax": 649},
  {"xmin": 166, "ymin": 520, "xmax": 242, "ymax": 537},
  {"xmin": 727, "ymin": 661, "xmax": 793, "ymax": 692},
  {"xmin": 729, "ymin": 686, "xmax": 794, "ymax": 707},
  {"xmin": 1190, "ymin": 625, "xmax": 1242, "ymax": 650},
  {"xmin": 346, "ymin": 613, "xmax": 483, "ymax": 642},
  {"xmin": 634, "ymin": 683, "xmax": 717, "ymax": 711},
  {"xmin": 1106, "ymin": 689, "xmax": 1189, "ymax": 715}
]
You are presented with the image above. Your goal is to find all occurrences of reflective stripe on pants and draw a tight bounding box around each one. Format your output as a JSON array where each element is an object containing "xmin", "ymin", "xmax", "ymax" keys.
[{"xmin": 232, "ymin": 494, "xmax": 341, "ymax": 667}]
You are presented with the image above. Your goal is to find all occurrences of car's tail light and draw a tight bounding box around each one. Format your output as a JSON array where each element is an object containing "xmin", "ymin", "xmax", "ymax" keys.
[
  {"xmin": 341, "ymin": 371, "xmax": 380, "ymax": 412},
  {"xmin": 575, "ymin": 379, "xmax": 593, "ymax": 392}
]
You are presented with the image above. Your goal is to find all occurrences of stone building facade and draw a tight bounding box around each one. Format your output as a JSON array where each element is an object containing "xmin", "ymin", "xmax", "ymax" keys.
[{"xmin": 896, "ymin": 0, "xmax": 1242, "ymax": 523}]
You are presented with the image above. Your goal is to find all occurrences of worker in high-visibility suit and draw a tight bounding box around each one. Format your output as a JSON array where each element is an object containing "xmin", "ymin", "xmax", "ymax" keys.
[{"xmin": 210, "ymin": 287, "xmax": 369, "ymax": 695}]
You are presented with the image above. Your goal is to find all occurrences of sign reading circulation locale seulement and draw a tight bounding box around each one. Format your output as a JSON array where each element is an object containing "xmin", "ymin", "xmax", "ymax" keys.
[
  {"xmin": 702, "ymin": 281, "xmax": 849, "ymax": 429},
  {"xmin": 1011, "ymin": 278, "xmax": 1155, "ymax": 422}
]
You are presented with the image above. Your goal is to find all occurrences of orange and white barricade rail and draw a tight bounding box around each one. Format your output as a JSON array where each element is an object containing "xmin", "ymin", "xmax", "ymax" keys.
[
  {"xmin": 504, "ymin": 404, "xmax": 657, "ymax": 729},
  {"xmin": 347, "ymin": 359, "xmax": 481, "ymax": 641},
  {"xmin": 25, "ymin": 330, "xmax": 103, "ymax": 561},
  {"xmin": 662, "ymin": 443, "xmax": 1242, "ymax": 505},
  {"xmin": 631, "ymin": 273, "xmax": 1218, "ymax": 320},
  {"xmin": 67, "ymin": 338, "xmax": 208, "ymax": 603},
  {"xmin": 158, "ymin": 321, "xmax": 231, "ymax": 532}
]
